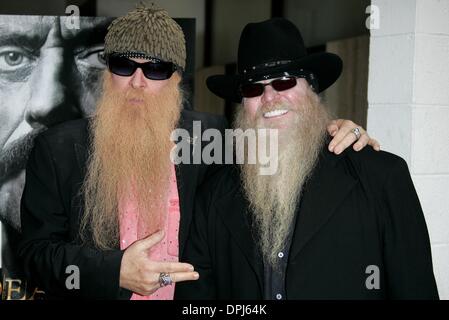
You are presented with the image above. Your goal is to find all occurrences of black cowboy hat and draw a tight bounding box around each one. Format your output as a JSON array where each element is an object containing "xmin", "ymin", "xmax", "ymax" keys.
[{"xmin": 207, "ymin": 18, "xmax": 343, "ymax": 103}]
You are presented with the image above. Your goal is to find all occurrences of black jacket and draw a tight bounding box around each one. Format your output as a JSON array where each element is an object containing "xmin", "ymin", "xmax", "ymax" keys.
[
  {"xmin": 176, "ymin": 145, "xmax": 439, "ymax": 299},
  {"xmin": 18, "ymin": 110, "xmax": 226, "ymax": 299}
]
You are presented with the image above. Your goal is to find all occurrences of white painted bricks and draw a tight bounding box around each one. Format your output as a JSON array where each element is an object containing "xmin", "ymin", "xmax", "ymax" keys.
[
  {"xmin": 368, "ymin": 0, "xmax": 449, "ymax": 299},
  {"xmin": 412, "ymin": 107, "xmax": 449, "ymax": 174},
  {"xmin": 370, "ymin": 0, "xmax": 417, "ymax": 36},
  {"xmin": 368, "ymin": 35, "xmax": 415, "ymax": 104},
  {"xmin": 416, "ymin": 0, "xmax": 449, "ymax": 34},
  {"xmin": 367, "ymin": 105, "xmax": 412, "ymax": 162},
  {"xmin": 431, "ymin": 245, "xmax": 449, "ymax": 300},
  {"xmin": 371, "ymin": 0, "xmax": 449, "ymax": 35},
  {"xmin": 414, "ymin": 35, "xmax": 449, "ymax": 105},
  {"xmin": 413, "ymin": 175, "xmax": 449, "ymax": 244}
]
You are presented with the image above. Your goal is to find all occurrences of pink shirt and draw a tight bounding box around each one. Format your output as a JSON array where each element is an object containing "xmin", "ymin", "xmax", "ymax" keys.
[{"xmin": 119, "ymin": 165, "xmax": 180, "ymax": 300}]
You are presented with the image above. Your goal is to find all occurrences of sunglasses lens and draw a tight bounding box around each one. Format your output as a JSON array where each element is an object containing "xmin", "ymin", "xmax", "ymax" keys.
[
  {"xmin": 241, "ymin": 77, "xmax": 298, "ymax": 98},
  {"xmin": 271, "ymin": 77, "xmax": 297, "ymax": 91},
  {"xmin": 108, "ymin": 55, "xmax": 176, "ymax": 80},
  {"xmin": 108, "ymin": 56, "xmax": 136, "ymax": 76},
  {"xmin": 142, "ymin": 62, "xmax": 175, "ymax": 80},
  {"xmin": 240, "ymin": 83, "xmax": 264, "ymax": 98}
]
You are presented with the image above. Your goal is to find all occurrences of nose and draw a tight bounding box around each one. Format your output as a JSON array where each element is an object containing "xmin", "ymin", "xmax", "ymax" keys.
[
  {"xmin": 25, "ymin": 48, "xmax": 81, "ymax": 128},
  {"xmin": 25, "ymin": 19, "xmax": 81, "ymax": 128},
  {"xmin": 130, "ymin": 68, "xmax": 147, "ymax": 89},
  {"xmin": 261, "ymin": 83, "xmax": 278, "ymax": 104}
]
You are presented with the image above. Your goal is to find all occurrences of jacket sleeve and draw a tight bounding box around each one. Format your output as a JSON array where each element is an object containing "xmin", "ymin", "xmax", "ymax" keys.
[
  {"xmin": 18, "ymin": 134, "xmax": 127, "ymax": 299},
  {"xmin": 382, "ymin": 157, "xmax": 439, "ymax": 299}
]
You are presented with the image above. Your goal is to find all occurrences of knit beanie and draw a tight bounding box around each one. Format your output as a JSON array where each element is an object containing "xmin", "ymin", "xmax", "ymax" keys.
[{"xmin": 104, "ymin": 3, "xmax": 186, "ymax": 70}]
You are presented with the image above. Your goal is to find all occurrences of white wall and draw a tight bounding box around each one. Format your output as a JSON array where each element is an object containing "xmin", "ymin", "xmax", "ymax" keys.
[
  {"xmin": 96, "ymin": 0, "xmax": 205, "ymax": 70},
  {"xmin": 368, "ymin": 0, "xmax": 449, "ymax": 299}
]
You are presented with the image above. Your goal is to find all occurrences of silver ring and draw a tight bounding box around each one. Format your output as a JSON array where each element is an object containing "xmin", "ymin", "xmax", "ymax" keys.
[
  {"xmin": 351, "ymin": 127, "xmax": 361, "ymax": 140},
  {"xmin": 159, "ymin": 272, "xmax": 173, "ymax": 287}
]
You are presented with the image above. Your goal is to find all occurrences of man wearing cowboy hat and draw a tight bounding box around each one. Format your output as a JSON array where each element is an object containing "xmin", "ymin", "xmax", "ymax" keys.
[{"xmin": 176, "ymin": 18, "xmax": 438, "ymax": 299}]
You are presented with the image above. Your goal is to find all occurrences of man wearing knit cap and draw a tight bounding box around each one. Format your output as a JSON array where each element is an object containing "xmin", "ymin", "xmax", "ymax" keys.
[
  {"xmin": 17, "ymin": 4, "xmax": 210, "ymax": 300},
  {"xmin": 17, "ymin": 5, "xmax": 376, "ymax": 299}
]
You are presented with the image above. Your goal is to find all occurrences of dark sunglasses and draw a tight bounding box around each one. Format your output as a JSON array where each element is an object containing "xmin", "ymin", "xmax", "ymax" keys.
[
  {"xmin": 106, "ymin": 54, "xmax": 177, "ymax": 80},
  {"xmin": 240, "ymin": 76, "xmax": 300, "ymax": 98}
]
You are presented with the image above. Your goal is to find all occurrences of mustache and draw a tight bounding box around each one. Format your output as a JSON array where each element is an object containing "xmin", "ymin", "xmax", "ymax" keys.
[
  {"xmin": 125, "ymin": 87, "xmax": 146, "ymax": 97},
  {"xmin": 0, "ymin": 128, "xmax": 46, "ymax": 183}
]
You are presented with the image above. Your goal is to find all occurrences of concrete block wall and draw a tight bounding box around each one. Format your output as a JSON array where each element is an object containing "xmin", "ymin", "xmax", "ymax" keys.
[{"xmin": 368, "ymin": 0, "xmax": 449, "ymax": 299}]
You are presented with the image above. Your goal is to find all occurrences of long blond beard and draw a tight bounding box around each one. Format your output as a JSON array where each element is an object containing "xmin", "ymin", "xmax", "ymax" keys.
[
  {"xmin": 80, "ymin": 71, "xmax": 182, "ymax": 250},
  {"xmin": 236, "ymin": 89, "xmax": 330, "ymax": 268}
]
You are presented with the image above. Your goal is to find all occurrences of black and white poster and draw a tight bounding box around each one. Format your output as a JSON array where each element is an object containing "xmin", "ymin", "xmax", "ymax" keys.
[{"xmin": 0, "ymin": 14, "xmax": 195, "ymax": 300}]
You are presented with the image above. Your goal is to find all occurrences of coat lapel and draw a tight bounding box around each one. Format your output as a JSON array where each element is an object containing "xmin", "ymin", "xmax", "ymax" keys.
[
  {"xmin": 176, "ymin": 111, "xmax": 200, "ymax": 258},
  {"xmin": 289, "ymin": 150, "xmax": 357, "ymax": 261},
  {"xmin": 213, "ymin": 148, "xmax": 357, "ymax": 291},
  {"xmin": 215, "ymin": 181, "xmax": 265, "ymax": 289}
]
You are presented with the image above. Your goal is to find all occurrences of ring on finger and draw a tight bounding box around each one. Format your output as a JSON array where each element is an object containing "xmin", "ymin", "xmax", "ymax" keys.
[
  {"xmin": 159, "ymin": 272, "xmax": 173, "ymax": 287},
  {"xmin": 351, "ymin": 127, "xmax": 361, "ymax": 140}
]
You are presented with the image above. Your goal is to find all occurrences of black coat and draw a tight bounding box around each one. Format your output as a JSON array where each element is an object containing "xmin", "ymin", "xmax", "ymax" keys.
[
  {"xmin": 176, "ymin": 145, "xmax": 439, "ymax": 299},
  {"xmin": 18, "ymin": 110, "xmax": 227, "ymax": 299}
]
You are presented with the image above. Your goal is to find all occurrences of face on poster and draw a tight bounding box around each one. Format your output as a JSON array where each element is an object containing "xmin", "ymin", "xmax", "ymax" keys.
[
  {"xmin": 0, "ymin": 15, "xmax": 113, "ymax": 233},
  {"xmin": 0, "ymin": 15, "xmax": 112, "ymax": 299}
]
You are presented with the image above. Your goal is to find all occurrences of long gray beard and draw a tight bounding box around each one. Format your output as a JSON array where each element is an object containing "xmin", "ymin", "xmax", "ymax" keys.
[{"xmin": 236, "ymin": 94, "xmax": 330, "ymax": 268}]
